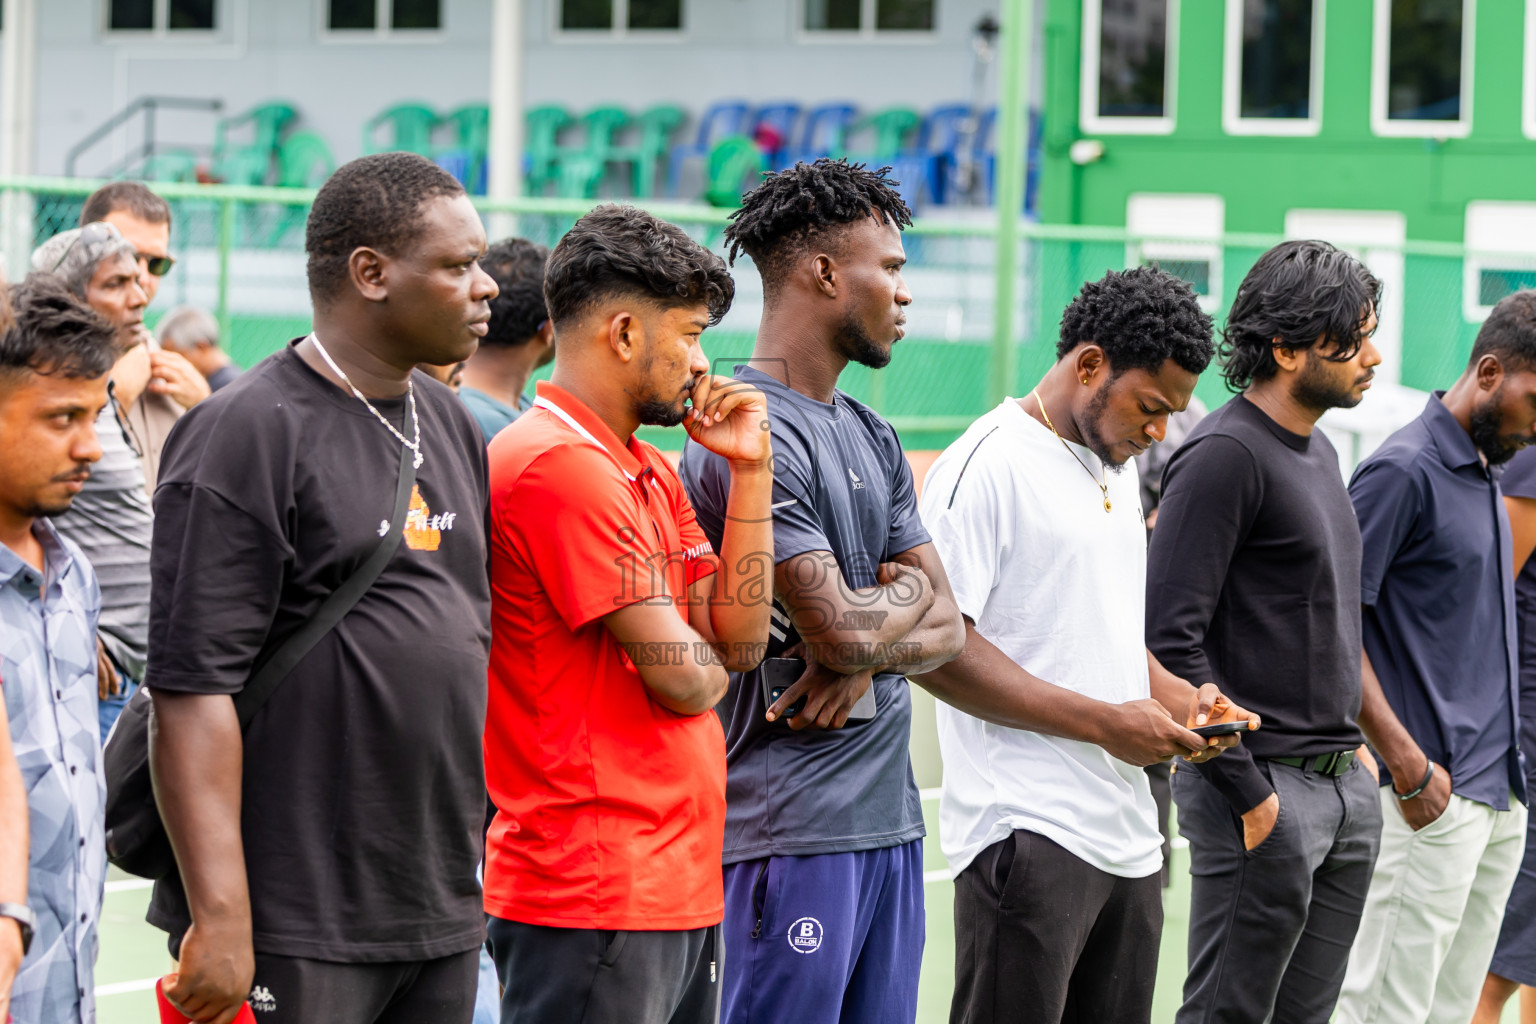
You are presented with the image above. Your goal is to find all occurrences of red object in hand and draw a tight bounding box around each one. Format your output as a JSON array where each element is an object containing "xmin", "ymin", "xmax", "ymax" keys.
[{"xmin": 156, "ymin": 976, "xmax": 257, "ymax": 1024}]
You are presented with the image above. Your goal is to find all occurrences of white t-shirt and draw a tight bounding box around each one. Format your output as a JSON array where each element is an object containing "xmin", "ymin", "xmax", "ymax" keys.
[{"xmin": 920, "ymin": 398, "xmax": 1163, "ymax": 879}]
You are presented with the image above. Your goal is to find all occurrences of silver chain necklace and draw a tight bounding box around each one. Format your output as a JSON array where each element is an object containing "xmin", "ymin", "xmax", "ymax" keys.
[{"xmin": 308, "ymin": 332, "xmax": 423, "ymax": 469}]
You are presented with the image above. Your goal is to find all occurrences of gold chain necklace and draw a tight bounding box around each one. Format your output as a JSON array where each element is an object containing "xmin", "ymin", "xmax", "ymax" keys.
[{"xmin": 1032, "ymin": 390, "xmax": 1111, "ymax": 513}]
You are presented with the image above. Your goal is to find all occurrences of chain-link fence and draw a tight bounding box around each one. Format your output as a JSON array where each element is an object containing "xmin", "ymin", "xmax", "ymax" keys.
[{"xmin": 0, "ymin": 177, "xmax": 1495, "ymax": 453}]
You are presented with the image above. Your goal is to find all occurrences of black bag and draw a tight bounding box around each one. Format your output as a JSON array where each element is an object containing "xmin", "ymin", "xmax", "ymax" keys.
[{"xmin": 104, "ymin": 434, "xmax": 418, "ymax": 879}]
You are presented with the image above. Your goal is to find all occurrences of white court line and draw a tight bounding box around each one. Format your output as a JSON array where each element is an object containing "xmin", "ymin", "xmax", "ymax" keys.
[
  {"xmin": 104, "ymin": 878, "xmax": 154, "ymax": 894},
  {"xmin": 96, "ymin": 976, "xmax": 158, "ymax": 997},
  {"xmin": 919, "ymin": 787, "xmax": 941, "ymax": 801},
  {"xmin": 923, "ymin": 868, "xmax": 951, "ymax": 884}
]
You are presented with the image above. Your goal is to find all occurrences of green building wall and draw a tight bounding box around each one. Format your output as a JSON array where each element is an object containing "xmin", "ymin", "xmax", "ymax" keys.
[{"xmin": 1037, "ymin": 0, "xmax": 1536, "ymax": 400}]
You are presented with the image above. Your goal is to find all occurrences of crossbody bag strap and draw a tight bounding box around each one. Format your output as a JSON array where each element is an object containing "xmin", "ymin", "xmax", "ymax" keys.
[{"xmin": 233, "ymin": 413, "xmax": 418, "ymax": 730}]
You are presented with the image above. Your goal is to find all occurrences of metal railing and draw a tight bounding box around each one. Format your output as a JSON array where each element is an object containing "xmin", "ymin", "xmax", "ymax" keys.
[{"xmin": 0, "ymin": 175, "xmax": 1503, "ymax": 452}]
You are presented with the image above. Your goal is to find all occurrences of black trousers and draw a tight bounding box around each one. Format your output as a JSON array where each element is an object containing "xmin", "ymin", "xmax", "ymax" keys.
[
  {"xmin": 238, "ymin": 948, "xmax": 480, "ymax": 1024},
  {"xmin": 950, "ymin": 829, "xmax": 1163, "ymax": 1024},
  {"xmin": 487, "ymin": 916, "xmax": 721, "ymax": 1024},
  {"xmin": 1172, "ymin": 758, "xmax": 1381, "ymax": 1024}
]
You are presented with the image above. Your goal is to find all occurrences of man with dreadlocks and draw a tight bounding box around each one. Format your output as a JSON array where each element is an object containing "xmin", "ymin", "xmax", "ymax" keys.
[{"xmin": 680, "ymin": 159, "xmax": 967, "ymax": 1024}]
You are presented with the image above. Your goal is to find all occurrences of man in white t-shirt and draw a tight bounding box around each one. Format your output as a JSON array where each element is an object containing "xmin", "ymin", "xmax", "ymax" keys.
[{"xmin": 916, "ymin": 267, "xmax": 1257, "ymax": 1024}]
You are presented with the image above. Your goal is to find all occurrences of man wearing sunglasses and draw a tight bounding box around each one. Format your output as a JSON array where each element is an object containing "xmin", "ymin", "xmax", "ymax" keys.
[{"xmin": 80, "ymin": 183, "xmax": 209, "ymax": 491}]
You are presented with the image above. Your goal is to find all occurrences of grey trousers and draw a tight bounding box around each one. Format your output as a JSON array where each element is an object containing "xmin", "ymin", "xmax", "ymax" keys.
[{"xmin": 1172, "ymin": 758, "xmax": 1382, "ymax": 1024}]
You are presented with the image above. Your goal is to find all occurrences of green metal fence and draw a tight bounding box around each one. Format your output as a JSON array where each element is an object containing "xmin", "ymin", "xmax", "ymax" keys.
[{"xmin": 0, "ymin": 176, "xmax": 1500, "ymax": 451}]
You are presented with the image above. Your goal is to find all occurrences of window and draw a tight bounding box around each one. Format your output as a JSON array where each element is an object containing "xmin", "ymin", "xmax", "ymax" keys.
[
  {"xmin": 559, "ymin": 0, "xmax": 682, "ymax": 33},
  {"xmin": 1126, "ymin": 194, "xmax": 1224, "ymax": 311},
  {"xmin": 107, "ymin": 0, "xmax": 215, "ymax": 32},
  {"xmin": 326, "ymin": 0, "xmax": 440, "ymax": 33},
  {"xmin": 1223, "ymin": 0, "xmax": 1322, "ymax": 135},
  {"xmin": 801, "ymin": 0, "xmax": 935, "ymax": 35},
  {"xmin": 1082, "ymin": 0, "xmax": 1178, "ymax": 133},
  {"xmin": 1371, "ymin": 0, "xmax": 1473, "ymax": 136},
  {"xmin": 1464, "ymin": 202, "xmax": 1536, "ymax": 321}
]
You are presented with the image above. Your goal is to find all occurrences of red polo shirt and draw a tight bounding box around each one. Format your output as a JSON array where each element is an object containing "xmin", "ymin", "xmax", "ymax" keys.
[{"xmin": 484, "ymin": 381, "xmax": 725, "ymax": 931}]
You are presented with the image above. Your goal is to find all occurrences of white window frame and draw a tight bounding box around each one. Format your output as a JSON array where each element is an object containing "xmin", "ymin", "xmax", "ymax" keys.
[
  {"xmin": 1370, "ymin": 0, "xmax": 1474, "ymax": 138},
  {"xmin": 1126, "ymin": 193, "xmax": 1224, "ymax": 313},
  {"xmin": 1222, "ymin": 0, "xmax": 1324, "ymax": 136},
  {"xmin": 1463, "ymin": 201, "xmax": 1536, "ymax": 322},
  {"xmin": 318, "ymin": 0, "xmax": 444, "ymax": 43},
  {"xmin": 1081, "ymin": 0, "xmax": 1179, "ymax": 135},
  {"xmin": 104, "ymin": 0, "xmax": 220, "ymax": 38},
  {"xmin": 1523, "ymin": 0, "xmax": 1536, "ymax": 138},
  {"xmin": 795, "ymin": 0, "xmax": 939, "ymax": 43},
  {"xmin": 553, "ymin": 0, "xmax": 687, "ymax": 40}
]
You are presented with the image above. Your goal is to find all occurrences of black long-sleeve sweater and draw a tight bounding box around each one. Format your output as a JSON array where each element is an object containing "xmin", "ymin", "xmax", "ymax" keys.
[{"xmin": 1146, "ymin": 396, "xmax": 1366, "ymax": 814}]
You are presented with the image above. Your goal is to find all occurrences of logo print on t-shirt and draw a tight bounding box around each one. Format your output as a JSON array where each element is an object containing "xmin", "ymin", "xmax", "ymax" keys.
[
  {"xmin": 848, "ymin": 468, "xmax": 866, "ymax": 490},
  {"xmin": 787, "ymin": 917, "xmax": 824, "ymax": 954},
  {"xmin": 403, "ymin": 485, "xmax": 457, "ymax": 551}
]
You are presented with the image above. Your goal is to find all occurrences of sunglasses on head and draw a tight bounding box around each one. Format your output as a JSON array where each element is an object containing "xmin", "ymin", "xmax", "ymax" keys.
[
  {"xmin": 51, "ymin": 221, "xmax": 118, "ymax": 273},
  {"xmin": 139, "ymin": 252, "xmax": 175, "ymax": 277}
]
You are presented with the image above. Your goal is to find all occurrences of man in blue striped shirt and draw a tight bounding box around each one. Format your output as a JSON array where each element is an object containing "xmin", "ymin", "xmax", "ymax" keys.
[{"xmin": 0, "ymin": 276, "xmax": 119, "ymax": 1024}]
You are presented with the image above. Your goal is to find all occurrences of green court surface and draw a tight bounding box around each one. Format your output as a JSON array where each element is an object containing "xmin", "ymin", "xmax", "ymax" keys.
[{"xmin": 91, "ymin": 794, "xmax": 1525, "ymax": 1023}]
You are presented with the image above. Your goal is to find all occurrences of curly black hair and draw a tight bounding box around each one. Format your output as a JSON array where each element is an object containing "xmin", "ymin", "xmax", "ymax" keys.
[
  {"xmin": 1058, "ymin": 265, "xmax": 1214, "ymax": 375},
  {"xmin": 1471, "ymin": 289, "xmax": 1536, "ymax": 372},
  {"xmin": 723, "ymin": 159, "xmax": 912, "ymax": 293},
  {"xmin": 1221, "ymin": 240, "xmax": 1381, "ymax": 392},
  {"xmin": 305, "ymin": 152, "xmax": 465, "ymax": 306},
  {"xmin": 0, "ymin": 274, "xmax": 118, "ymax": 383},
  {"xmin": 481, "ymin": 237, "xmax": 550, "ymax": 347},
  {"xmin": 543, "ymin": 204, "xmax": 734, "ymax": 327}
]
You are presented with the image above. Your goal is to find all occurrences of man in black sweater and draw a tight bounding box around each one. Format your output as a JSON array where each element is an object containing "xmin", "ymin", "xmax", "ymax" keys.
[{"xmin": 1147, "ymin": 240, "xmax": 1385, "ymax": 1024}]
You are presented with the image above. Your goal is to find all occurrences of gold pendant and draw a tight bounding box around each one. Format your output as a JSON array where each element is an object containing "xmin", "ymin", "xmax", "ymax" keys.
[{"xmin": 1104, "ymin": 497, "xmax": 1113, "ymax": 513}]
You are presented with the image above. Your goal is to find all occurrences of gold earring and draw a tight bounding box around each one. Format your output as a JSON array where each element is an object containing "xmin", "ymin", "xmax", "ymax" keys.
[{"xmin": 1081, "ymin": 376, "xmax": 1090, "ymax": 385}]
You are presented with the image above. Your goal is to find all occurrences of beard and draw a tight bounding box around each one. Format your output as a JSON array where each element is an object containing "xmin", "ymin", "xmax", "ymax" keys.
[
  {"xmin": 1293, "ymin": 354, "xmax": 1367, "ymax": 412},
  {"xmin": 1470, "ymin": 392, "xmax": 1527, "ymax": 466},
  {"xmin": 833, "ymin": 312, "xmax": 892, "ymax": 370},
  {"xmin": 1078, "ymin": 380, "xmax": 1129, "ymax": 472},
  {"xmin": 637, "ymin": 397, "xmax": 688, "ymax": 427}
]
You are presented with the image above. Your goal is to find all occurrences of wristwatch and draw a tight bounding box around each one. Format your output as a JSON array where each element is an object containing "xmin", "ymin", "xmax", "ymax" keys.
[{"xmin": 0, "ymin": 902, "xmax": 35, "ymax": 956}]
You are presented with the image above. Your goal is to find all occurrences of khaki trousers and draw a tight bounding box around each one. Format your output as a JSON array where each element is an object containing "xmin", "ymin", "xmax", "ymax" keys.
[{"xmin": 1337, "ymin": 789, "xmax": 1527, "ymax": 1024}]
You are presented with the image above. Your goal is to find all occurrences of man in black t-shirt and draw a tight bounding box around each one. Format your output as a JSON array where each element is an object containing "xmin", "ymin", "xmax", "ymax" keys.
[
  {"xmin": 146, "ymin": 153, "xmax": 499, "ymax": 1024},
  {"xmin": 1147, "ymin": 240, "xmax": 1385, "ymax": 1024}
]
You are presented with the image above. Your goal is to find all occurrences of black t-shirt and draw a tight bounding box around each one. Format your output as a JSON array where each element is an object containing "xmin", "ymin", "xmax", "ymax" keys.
[
  {"xmin": 145, "ymin": 344, "xmax": 491, "ymax": 962},
  {"xmin": 1145, "ymin": 395, "xmax": 1365, "ymax": 814}
]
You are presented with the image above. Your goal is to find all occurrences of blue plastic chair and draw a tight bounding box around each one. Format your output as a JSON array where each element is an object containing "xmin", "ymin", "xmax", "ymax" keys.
[
  {"xmin": 667, "ymin": 100, "xmax": 751, "ymax": 196},
  {"xmin": 781, "ymin": 103, "xmax": 858, "ymax": 168},
  {"xmin": 971, "ymin": 106, "xmax": 1043, "ymax": 212},
  {"xmin": 749, "ymin": 103, "xmax": 802, "ymax": 167},
  {"xmin": 912, "ymin": 104, "xmax": 973, "ymax": 205}
]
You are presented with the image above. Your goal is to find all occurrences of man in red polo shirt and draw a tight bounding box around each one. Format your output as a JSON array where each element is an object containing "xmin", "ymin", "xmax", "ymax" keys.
[{"xmin": 484, "ymin": 204, "xmax": 774, "ymax": 1024}]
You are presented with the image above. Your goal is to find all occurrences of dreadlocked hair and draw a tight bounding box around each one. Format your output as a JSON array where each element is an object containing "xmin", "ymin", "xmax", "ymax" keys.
[{"xmin": 723, "ymin": 159, "xmax": 913, "ymax": 293}]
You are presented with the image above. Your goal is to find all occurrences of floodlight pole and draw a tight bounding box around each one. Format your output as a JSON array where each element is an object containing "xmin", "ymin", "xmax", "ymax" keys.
[
  {"xmin": 487, "ymin": 0, "xmax": 524, "ymax": 240},
  {"xmin": 0, "ymin": 0, "xmax": 37, "ymax": 279},
  {"xmin": 989, "ymin": 0, "xmax": 1033, "ymax": 407}
]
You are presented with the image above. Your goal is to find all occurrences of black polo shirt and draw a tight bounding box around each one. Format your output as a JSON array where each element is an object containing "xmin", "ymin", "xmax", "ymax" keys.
[{"xmin": 1350, "ymin": 392, "xmax": 1524, "ymax": 809}]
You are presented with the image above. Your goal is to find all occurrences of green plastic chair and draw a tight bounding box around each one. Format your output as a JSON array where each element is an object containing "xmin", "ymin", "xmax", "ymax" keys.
[
  {"xmin": 840, "ymin": 106, "xmax": 921, "ymax": 163},
  {"xmin": 524, "ymin": 105, "xmax": 574, "ymax": 194},
  {"xmin": 212, "ymin": 102, "xmax": 296, "ymax": 185},
  {"xmin": 703, "ymin": 135, "xmax": 765, "ymax": 208},
  {"xmin": 363, "ymin": 102, "xmax": 438, "ymax": 156},
  {"xmin": 265, "ymin": 131, "xmax": 336, "ymax": 245},
  {"xmin": 554, "ymin": 153, "xmax": 606, "ymax": 199},
  {"xmin": 277, "ymin": 131, "xmax": 335, "ymax": 187},
  {"xmin": 139, "ymin": 150, "xmax": 198, "ymax": 183},
  {"xmin": 439, "ymin": 103, "xmax": 490, "ymax": 193},
  {"xmin": 559, "ymin": 107, "xmax": 629, "ymax": 194},
  {"xmin": 612, "ymin": 104, "xmax": 685, "ymax": 197}
]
